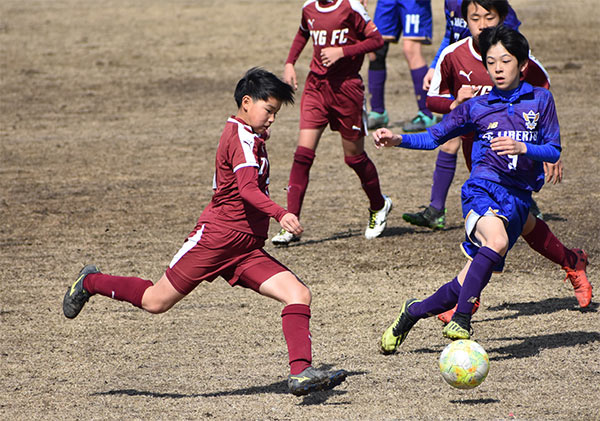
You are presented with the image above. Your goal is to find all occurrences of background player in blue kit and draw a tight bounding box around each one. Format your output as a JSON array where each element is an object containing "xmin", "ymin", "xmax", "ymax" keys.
[
  {"xmin": 373, "ymin": 25, "xmax": 592, "ymax": 352},
  {"xmin": 367, "ymin": 0, "xmax": 438, "ymax": 132}
]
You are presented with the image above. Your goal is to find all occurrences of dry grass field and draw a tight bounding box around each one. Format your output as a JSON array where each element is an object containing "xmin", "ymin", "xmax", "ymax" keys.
[{"xmin": 1, "ymin": 0, "xmax": 599, "ymax": 419}]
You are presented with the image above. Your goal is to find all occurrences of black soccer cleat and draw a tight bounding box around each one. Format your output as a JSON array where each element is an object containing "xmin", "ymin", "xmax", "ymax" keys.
[
  {"xmin": 402, "ymin": 205, "xmax": 446, "ymax": 230},
  {"xmin": 442, "ymin": 311, "xmax": 473, "ymax": 340},
  {"xmin": 63, "ymin": 264, "xmax": 100, "ymax": 319},
  {"xmin": 287, "ymin": 366, "xmax": 347, "ymax": 396}
]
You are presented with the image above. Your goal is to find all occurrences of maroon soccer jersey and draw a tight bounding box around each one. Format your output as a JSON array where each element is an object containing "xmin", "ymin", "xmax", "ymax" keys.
[
  {"xmin": 286, "ymin": 0, "xmax": 382, "ymax": 80},
  {"xmin": 427, "ymin": 37, "xmax": 550, "ymax": 114},
  {"xmin": 198, "ymin": 117, "xmax": 286, "ymax": 238}
]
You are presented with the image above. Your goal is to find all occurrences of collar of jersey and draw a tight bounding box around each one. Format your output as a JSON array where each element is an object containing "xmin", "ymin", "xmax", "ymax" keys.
[
  {"xmin": 488, "ymin": 81, "xmax": 533, "ymax": 104},
  {"xmin": 315, "ymin": 0, "xmax": 343, "ymax": 13},
  {"xmin": 228, "ymin": 116, "xmax": 255, "ymax": 134},
  {"xmin": 468, "ymin": 37, "xmax": 482, "ymax": 62}
]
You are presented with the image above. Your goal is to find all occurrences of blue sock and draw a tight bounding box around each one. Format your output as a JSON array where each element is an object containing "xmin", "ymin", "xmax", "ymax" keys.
[
  {"xmin": 456, "ymin": 247, "xmax": 503, "ymax": 314},
  {"xmin": 410, "ymin": 66, "xmax": 432, "ymax": 118},
  {"xmin": 408, "ymin": 278, "xmax": 462, "ymax": 319},
  {"xmin": 368, "ymin": 69, "xmax": 386, "ymax": 113},
  {"xmin": 429, "ymin": 150, "xmax": 457, "ymax": 211}
]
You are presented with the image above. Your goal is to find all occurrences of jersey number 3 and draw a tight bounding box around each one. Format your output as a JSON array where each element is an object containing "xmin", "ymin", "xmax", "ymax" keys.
[{"xmin": 507, "ymin": 154, "xmax": 518, "ymax": 171}]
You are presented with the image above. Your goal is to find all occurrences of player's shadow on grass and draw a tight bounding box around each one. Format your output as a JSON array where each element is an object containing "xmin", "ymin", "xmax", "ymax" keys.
[
  {"xmin": 381, "ymin": 224, "xmax": 464, "ymax": 237},
  {"xmin": 91, "ymin": 367, "xmax": 364, "ymax": 404},
  {"xmin": 480, "ymin": 297, "xmax": 598, "ymax": 322},
  {"xmin": 283, "ymin": 223, "xmax": 461, "ymax": 247},
  {"xmin": 286, "ymin": 228, "xmax": 363, "ymax": 247},
  {"xmin": 449, "ymin": 397, "xmax": 500, "ymax": 405},
  {"xmin": 486, "ymin": 330, "xmax": 600, "ymax": 361},
  {"xmin": 375, "ymin": 224, "xmax": 462, "ymax": 239}
]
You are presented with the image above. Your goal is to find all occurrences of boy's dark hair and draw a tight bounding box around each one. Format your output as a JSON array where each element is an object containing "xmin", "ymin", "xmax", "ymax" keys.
[
  {"xmin": 479, "ymin": 24, "xmax": 529, "ymax": 66},
  {"xmin": 461, "ymin": 0, "xmax": 509, "ymax": 22},
  {"xmin": 234, "ymin": 67, "xmax": 294, "ymax": 107}
]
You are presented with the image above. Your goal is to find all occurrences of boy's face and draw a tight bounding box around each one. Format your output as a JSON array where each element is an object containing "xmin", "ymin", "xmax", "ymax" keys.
[
  {"xmin": 466, "ymin": 3, "xmax": 501, "ymax": 45},
  {"xmin": 239, "ymin": 96, "xmax": 282, "ymax": 134},
  {"xmin": 485, "ymin": 42, "xmax": 527, "ymax": 91}
]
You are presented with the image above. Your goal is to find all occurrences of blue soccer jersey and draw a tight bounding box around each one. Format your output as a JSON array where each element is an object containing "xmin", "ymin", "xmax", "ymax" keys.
[{"xmin": 400, "ymin": 82, "xmax": 561, "ymax": 193}]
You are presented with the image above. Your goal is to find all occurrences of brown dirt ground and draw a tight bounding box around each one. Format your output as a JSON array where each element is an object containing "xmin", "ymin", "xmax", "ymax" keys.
[{"xmin": 1, "ymin": 0, "xmax": 599, "ymax": 419}]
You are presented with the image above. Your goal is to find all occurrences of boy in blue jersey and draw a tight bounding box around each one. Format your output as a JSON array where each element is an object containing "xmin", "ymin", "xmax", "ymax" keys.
[{"xmin": 373, "ymin": 25, "xmax": 592, "ymax": 352}]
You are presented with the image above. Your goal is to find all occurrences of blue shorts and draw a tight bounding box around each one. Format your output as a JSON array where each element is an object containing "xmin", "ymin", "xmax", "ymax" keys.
[
  {"xmin": 460, "ymin": 178, "xmax": 531, "ymax": 272},
  {"xmin": 373, "ymin": 0, "xmax": 433, "ymax": 43}
]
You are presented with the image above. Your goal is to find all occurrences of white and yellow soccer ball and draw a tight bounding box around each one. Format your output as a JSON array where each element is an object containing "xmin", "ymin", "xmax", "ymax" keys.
[{"xmin": 439, "ymin": 339, "xmax": 489, "ymax": 389}]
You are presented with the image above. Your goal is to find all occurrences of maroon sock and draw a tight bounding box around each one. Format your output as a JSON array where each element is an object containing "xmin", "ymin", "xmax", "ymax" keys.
[
  {"xmin": 287, "ymin": 146, "xmax": 315, "ymax": 217},
  {"xmin": 522, "ymin": 218, "xmax": 577, "ymax": 268},
  {"xmin": 84, "ymin": 273, "xmax": 153, "ymax": 308},
  {"xmin": 281, "ymin": 304, "xmax": 312, "ymax": 375},
  {"xmin": 344, "ymin": 151, "xmax": 385, "ymax": 211}
]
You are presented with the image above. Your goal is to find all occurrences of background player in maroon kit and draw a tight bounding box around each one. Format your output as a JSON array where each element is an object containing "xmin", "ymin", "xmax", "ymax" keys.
[
  {"xmin": 63, "ymin": 68, "xmax": 347, "ymax": 397},
  {"xmin": 271, "ymin": 0, "xmax": 393, "ymax": 246}
]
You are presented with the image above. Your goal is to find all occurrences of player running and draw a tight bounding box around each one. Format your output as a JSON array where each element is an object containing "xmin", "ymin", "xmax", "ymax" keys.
[
  {"xmin": 272, "ymin": 0, "xmax": 392, "ymax": 246},
  {"xmin": 367, "ymin": 0, "xmax": 439, "ymax": 132},
  {"xmin": 398, "ymin": 0, "xmax": 589, "ymax": 323},
  {"xmin": 404, "ymin": 0, "xmax": 529, "ymax": 230},
  {"xmin": 63, "ymin": 68, "xmax": 347, "ymax": 396},
  {"xmin": 373, "ymin": 25, "xmax": 592, "ymax": 353}
]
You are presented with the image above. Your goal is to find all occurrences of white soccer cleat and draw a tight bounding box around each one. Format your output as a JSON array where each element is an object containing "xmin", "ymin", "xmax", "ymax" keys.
[
  {"xmin": 365, "ymin": 195, "xmax": 393, "ymax": 239},
  {"xmin": 271, "ymin": 228, "xmax": 301, "ymax": 246}
]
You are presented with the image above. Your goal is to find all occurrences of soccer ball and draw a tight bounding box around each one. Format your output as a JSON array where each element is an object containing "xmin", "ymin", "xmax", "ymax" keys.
[{"xmin": 439, "ymin": 339, "xmax": 489, "ymax": 389}]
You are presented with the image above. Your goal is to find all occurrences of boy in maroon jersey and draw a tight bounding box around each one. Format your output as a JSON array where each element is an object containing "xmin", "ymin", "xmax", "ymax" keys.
[
  {"xmin": 63, "ymin": 68, "xmax": 347, "ymax": 397},
  {"xmin": 271, "ymin": 0, "xmax": 393, "ymax": 246}
]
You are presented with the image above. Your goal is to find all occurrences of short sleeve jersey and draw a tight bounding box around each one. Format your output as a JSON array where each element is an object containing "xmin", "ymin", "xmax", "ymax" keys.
[
  {"xmin": 428, "ymin": 37, "xmax": 550, "ymax": 112},
  {"xmin": 299, "ymin": 0, "xmax": 375, "ymax": 79},
  {"xmin": 198, "ymin": 117, "xmax": 273, "ymax": 237},
  {"xmin": 427, "ymin": 82, "xmax": 561, "ymax": 192}
]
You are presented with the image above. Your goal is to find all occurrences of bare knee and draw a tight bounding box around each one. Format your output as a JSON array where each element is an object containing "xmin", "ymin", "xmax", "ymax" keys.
[
  {"xmin": 140, "ymin": 275, "xmax": 184, "ymax": 314},
  {"xmin": 142, "ymin": 299, "xmax": 173, "ymax": 314},
  {"xmin": 521, "ymin": 213, "xmax": 537, "ymax": 235},
  {"xmin": 440, "ymin": 137, "xmax": 461, "ymax": 154},
  {"xmin": 281, "ymin": 283, "xmax": 312, "ymax": 306},
  {"xmin": 291, "ymin": 284, "xmax": 312, "ymax": 306},
  {"xmin": 402, "ymin": 40, "xmax": 425, "ymax": 68},
  {"xmin": 483, "ymin": 237, "xmax": 508, "ymax": 256}
]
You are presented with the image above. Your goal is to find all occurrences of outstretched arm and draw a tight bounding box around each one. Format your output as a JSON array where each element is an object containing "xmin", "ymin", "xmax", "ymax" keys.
[
  {"xmin": 372, "ymin": 128, "xmax": 402, "ymax": 148},
  {"xmin": 373, "ymin": 129, "xmax": 440, "ymax": 150}
]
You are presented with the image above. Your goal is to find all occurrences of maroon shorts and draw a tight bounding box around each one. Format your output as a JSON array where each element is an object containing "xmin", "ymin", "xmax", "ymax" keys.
[
  {"xmin": 300, "ymin": 73, "xmax": 366, "ymax": 140},
  {"xmin": 165, "ymin": 222, "xmax": 289, "ymax": 295}
]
